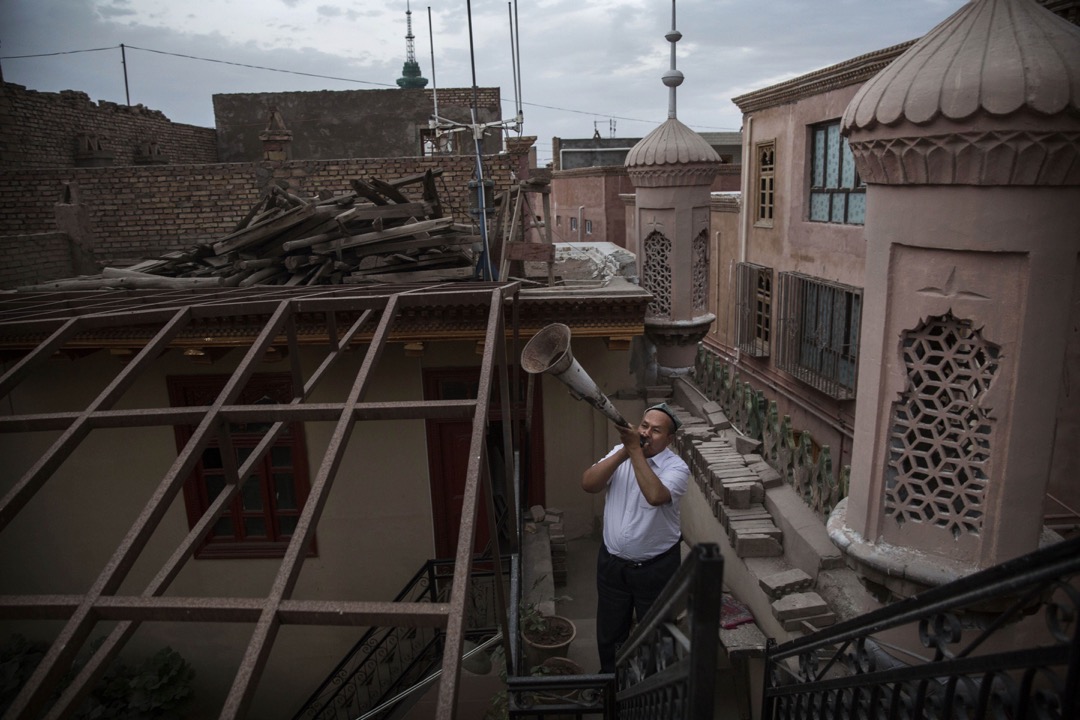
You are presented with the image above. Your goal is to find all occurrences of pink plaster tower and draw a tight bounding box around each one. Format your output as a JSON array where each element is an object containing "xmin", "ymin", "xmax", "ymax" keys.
[
  {"xmin": 828, "ymin": 0, "xmax": 1080, "ymax": 598},
  {"xmin": 625, "ymin": 0, "xmax": 721, "ymax": 374}
]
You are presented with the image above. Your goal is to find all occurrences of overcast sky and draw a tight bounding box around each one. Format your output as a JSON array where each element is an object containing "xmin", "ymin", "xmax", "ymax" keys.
[{"xmin": 0, "ymin": 0, "xmax": 968, "ymax": 165}]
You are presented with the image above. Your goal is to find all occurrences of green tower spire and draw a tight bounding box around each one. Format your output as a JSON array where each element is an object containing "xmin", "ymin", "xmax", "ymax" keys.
[{"xmin": 397, "ymin": 2, "xmax": 429, "ymax": 89}]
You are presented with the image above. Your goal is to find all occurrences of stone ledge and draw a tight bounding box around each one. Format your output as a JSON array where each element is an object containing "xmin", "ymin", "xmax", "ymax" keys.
[{"xmin": 765, "ymin": 484, "xmax": 845, "ymax": 577}]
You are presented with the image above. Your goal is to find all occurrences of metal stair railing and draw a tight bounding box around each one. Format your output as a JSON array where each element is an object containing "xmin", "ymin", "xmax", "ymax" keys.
[
  {"xmin": 763, "ymin": 534, "xmax": 1080, "ymax": 719},
  {"xmin": 506, "ymin": 543, "xmax": 724, "ymax": 719},
  {"xmin": 293, "ymin": 558, "xmax": 503, "ymax": 720}
]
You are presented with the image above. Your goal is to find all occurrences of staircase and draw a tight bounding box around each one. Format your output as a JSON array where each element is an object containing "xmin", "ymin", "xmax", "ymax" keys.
[{"xmin": 293, "ymin": 559, "xmax": 502, "ymax": 720}]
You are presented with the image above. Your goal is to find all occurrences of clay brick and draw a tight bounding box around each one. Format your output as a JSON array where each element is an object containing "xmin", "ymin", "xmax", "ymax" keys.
[
  {"xmin": 723, "ymin": 482, "xmax": 756, "ymax": 509},
  {"xmin": 734, "ymin": 534, "xmax": 783, "ymax": 557},
  {"xmin": 759, "ymin": 569, "xmax": 814, "ymax": 598},
  {"xmin": 728, "ymin": 523, "xmax": 783, "ymax": 542},
  {"xmin": 753, "ymin": 463, "xmax": 785, "ymax": 489},
  {"xmin": 772, "ymin": 592, "xmax": 829, "ymax": 621}
]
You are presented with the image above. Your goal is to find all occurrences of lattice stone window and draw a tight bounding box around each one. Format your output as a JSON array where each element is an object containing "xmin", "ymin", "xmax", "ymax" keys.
[
  {"xmin": 642, "ymin": 230, "xmax": 672, "ymax": 319},
  {"xmin": 735, "ymin": 262, "xmax": 772, "ymax": 357},
  {"xmin": 776, "ymin": 272, "xmax": 861, "ymax": 399},
  {"xmin": 755, "ymin": 141, "xmax": 775, "ymax": 226},
  {"xmin": 692, "ymin": 228, "xmax": 708, "ymax": 312},
  {"xmin": 885, "ymin": 313, "xmax": 999, "ymax": 539},
  {"xmin": 809, "ymin": 120, "xmax": 865, "ymax": 225}
]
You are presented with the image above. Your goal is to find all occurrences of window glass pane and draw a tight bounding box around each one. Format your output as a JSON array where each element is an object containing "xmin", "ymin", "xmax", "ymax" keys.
[
  {"xmin": 205, "ymin": 475, "xmax": 225, "ymax": 501},
  {"xmin": 279, "ymin": 516, "xmax": 298, "ymax": 537},
  {"xmin": 236, "ymin": 446, "xmax": 253, "ymax": 465},
  {"xmin": 438, "ymin": 380, "xmax": 475, "ymax": 400},
  {"xmin": 202, "ymin": 447, "xmax": 223, "ymax": 470},
  {"xmin": 244, "ymin": 518, "xmax": 267, "ymax": 538},
  {"xmin": 813, "ymin": 129, "xmax": 825, "ymax": 187},
  {"xmin": 841, "ymin": 139, "xmax": 856, "ymax": 188},
  {"xmin": 831, "ymin": 194, "xmax": 847, "ymax": 223},
  {"xmin": 275, "ymin": 473, "xmax": 297, "ymax": 510},
  {"xmin": 242, "ymin": 476, "xmax": 263, "ymax": 510},
  {"xmin": 810, "ymin": 192, "xmax": 829, "ymax": 221},
  {"xmin": 826, "ymin": 124, "xmax": 840, "ymax": 188},
  {"xmin": 271, "ymin": 446, "xmax": 292, "ymax": 467},
  {"xmin": 848, "ymin": 193, "xmax": 866, "ymax": 225},
  {"xmin": 212, "ymin": 516, "xmax": 234, "ymax": 538}
]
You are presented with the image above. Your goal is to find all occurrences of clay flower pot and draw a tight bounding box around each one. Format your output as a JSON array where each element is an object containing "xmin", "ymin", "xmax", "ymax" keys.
[{"xmin": 522, "ymin": 614, "xmax": 576, "ymax": 669}]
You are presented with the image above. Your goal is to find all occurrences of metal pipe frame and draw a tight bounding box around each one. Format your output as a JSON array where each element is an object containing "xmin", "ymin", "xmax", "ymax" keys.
[{"xmin": 0, "ymin": 283, "xmax": 521, "ymax": 720}]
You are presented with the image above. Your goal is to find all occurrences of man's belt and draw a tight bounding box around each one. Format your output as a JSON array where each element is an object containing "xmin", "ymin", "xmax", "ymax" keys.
[{"xmin": 609, "ymin": 540, "xmax": 680, "ymax": 569}]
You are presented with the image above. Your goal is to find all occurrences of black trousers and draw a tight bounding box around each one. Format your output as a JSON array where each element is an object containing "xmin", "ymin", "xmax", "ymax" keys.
[{"xmin": 595, "ymin": 542, "xmax": 681, "ymax": 673}]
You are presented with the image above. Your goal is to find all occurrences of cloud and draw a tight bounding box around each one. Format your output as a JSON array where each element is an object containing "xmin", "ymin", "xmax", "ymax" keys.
[{"xmin": 0, "ymin": 0, "xmax": 971, "ymax": 163}]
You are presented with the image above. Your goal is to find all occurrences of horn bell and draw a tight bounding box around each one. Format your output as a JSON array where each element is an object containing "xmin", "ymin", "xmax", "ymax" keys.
[{"xmin": 521, "ymin": 323, "xmax": 630, "ymax": 428}]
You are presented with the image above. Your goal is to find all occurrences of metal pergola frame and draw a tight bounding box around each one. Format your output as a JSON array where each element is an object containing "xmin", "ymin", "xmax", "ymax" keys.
[{"xmin": 0, "ymin": 282, "xmax": 522, "ymax": 720}]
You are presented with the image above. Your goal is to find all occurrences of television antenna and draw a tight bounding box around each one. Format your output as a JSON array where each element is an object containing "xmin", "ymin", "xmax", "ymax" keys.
[{"xmin": 426, "ymin": 1, "xmax": 525, "ymax": 281}]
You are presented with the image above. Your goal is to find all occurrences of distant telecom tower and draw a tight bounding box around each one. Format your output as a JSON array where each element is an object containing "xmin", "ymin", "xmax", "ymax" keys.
[{"xmin": 396, "ymin": 1, "xmax": 429, "ymax": 89}]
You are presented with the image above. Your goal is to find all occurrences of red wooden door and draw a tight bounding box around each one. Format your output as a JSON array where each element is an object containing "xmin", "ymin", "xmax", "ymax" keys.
[
  {"xmin": 428, "ymin": 420, "xmax": 493, "ymax": 557},
  {"xmin": 424, "ymin": 368, "xmax": 544, "ymax": 559}
]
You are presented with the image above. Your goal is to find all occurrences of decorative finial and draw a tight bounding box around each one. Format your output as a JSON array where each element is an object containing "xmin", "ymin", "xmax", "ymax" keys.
[
  {"xmin": 397, "ymin": 1, "xmax": 429, "ymax": 89},
  {"xmin": 662, "ymin": 0, "xmax": 684, "ymax": 119}
]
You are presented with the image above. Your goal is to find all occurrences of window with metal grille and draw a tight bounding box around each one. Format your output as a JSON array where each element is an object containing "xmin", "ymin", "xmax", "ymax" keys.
[
  {"xmin": 735, "ymin": 262, "xmax": 772, "ymax": 357},
  {"xmin": 755, "ymin": 141, "xmax": 775, "ymax": 226},
  {"xmin": 776, "ymin": 272, "xmax": 862, "ymax": 399},
  {"xmin": 808, "ymin": 120, "xmax": 865, "ymax": 225},
  {"xmin": 167, "ymin": 373, "xmax": 314, "ymax": 559},
  {"xmin": 420, "ymin": 127, "xmax": 454, "ymax": 156}
]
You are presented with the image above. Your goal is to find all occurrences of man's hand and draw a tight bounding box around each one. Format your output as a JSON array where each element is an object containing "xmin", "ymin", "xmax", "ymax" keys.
[{"xmin": 616, "ymin": 423, "xmax": 643, "ymax": 454}]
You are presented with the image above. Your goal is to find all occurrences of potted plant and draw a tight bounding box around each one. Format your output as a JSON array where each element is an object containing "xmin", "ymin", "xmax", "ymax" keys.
[{"xmin": 519, "ymin": 602, "xmax": 576, "ymax": 670}]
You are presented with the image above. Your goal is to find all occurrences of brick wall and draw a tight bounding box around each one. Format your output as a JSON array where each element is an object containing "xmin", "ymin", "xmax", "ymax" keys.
[
  {"xmin": 213, "ymin": 87, "xmax": 502, "ymax": 162},
  {"xmin": 0, "ymin": 82, "xmax": 218, "ymax": 169},
  {"xmin": 0, "ymin": 232, "xmax": 74, "ymax": 289},
  {"xmin": 0, "ymin": 154, "xmax": 518, "ymax": 266}
]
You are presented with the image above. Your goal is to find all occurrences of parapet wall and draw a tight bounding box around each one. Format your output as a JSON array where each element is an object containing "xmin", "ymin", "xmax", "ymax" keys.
[
  {"xmin": 0, "ymin": 154, "xmax": 517, "ymax": 266},
  {"xmin": 0, "ymin": 232, "xmax": 75, "ymax": 289},
  {"xmin": 0, "ymin": 82, "xmax": 219, "ymax": 169}
]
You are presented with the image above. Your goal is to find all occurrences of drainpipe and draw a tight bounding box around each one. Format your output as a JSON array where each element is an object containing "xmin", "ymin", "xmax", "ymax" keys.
[
  {"xmin": 738, "ymin": 116, "xmax": 752, "ymax": 263},
  {"xmin": 577, "ymin": 205, "xmax": 584, "ymax": 243}
]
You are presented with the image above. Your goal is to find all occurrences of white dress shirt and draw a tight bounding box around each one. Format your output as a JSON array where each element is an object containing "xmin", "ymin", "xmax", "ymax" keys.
[{"xmin": 599, "ymin": 444, "xmax": 690, "ymax": 562}]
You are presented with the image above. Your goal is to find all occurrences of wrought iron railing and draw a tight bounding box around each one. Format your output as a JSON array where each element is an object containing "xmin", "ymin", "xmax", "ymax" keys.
[
  {"xmin": 763, "ymin": 535, "xmax": 1080, "ymax": 719},
  {"xmin": 694, "ymin": 344, "xmax": 849, "ymax": 518},
  {"xmin": 505, "ymin": 544, "xmax": 723, "ymax": 719},
  {"xmin": 293, "ymin": 558, "xmax": 503, "ymax": 720},
  {"xmin": 616, "ymin": 543, "xmax": 724, "ymax": 717}
]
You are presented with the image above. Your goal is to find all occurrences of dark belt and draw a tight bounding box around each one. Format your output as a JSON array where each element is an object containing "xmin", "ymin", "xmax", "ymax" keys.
[{"xmin": 606, "ymin": 540, "xmax": 680, "ymax": 569}]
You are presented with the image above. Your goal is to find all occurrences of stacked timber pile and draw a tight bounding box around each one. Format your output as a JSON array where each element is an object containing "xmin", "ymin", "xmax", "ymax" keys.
[{"xmin": 22, "ymin": 170, "xmax": 486, "ymax": 290}]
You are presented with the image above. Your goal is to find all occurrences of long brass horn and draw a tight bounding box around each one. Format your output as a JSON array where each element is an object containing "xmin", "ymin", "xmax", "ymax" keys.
[{"xmin": 521, "ymin": 323, "xmax": 630, "ymax": 428}]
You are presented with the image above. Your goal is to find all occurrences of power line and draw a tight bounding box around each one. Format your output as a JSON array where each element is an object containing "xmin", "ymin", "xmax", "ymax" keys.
[
  {"xmin": 0, "ymin": 46, "xmax": 119, "ymax": 59},
  {"xmin": 3, "ymin": 42, "xmax": 739, "ymax": 132},
  {"xmin": 123, "ymin": 45, "xmax": 398, "ymax": 89}
]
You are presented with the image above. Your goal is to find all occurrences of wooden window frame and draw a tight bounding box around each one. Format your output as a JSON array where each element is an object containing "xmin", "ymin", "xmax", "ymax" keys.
[
  {"xmin": 754, "ymin": 140, "xmax": 776, "ymax": 227},
  {"xmin": 735, "ymin": 262, "xmax": 772, "ymax": 357},
  {"xmin": 808, "ymin": 120, "xmax": 866, "ymax": 225},
  {"xmin": 167, "ymin": 373, "xmax": 315, "ymax": 559}
]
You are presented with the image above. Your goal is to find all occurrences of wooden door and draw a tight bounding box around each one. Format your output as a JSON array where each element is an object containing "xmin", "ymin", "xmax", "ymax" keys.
[{"xmin": 424, "ymin": 367, "xmax": 544, "ymax": 559}]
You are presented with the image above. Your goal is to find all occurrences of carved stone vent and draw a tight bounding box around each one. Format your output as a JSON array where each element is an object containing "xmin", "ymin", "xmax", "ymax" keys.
[
  {"xmin": 692, "ymin": 228, "xmax": 708, "ymax": 312},
  {"xmin": 643, "ymin": 230, "xmax": 672, "ymax": 319},
  {"xmin": 885, "ymin": 313, "xmax": 999, "ymax": 538}
]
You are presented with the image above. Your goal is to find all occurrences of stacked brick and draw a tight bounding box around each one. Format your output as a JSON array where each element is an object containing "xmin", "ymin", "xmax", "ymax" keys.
[
  {"xmin": 672, "ymin": 402, "xmax": 784, "ymax": 558},
  {"xmin": 759, "ymin": 566, "xmax": 836, "ymax": 633}
]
